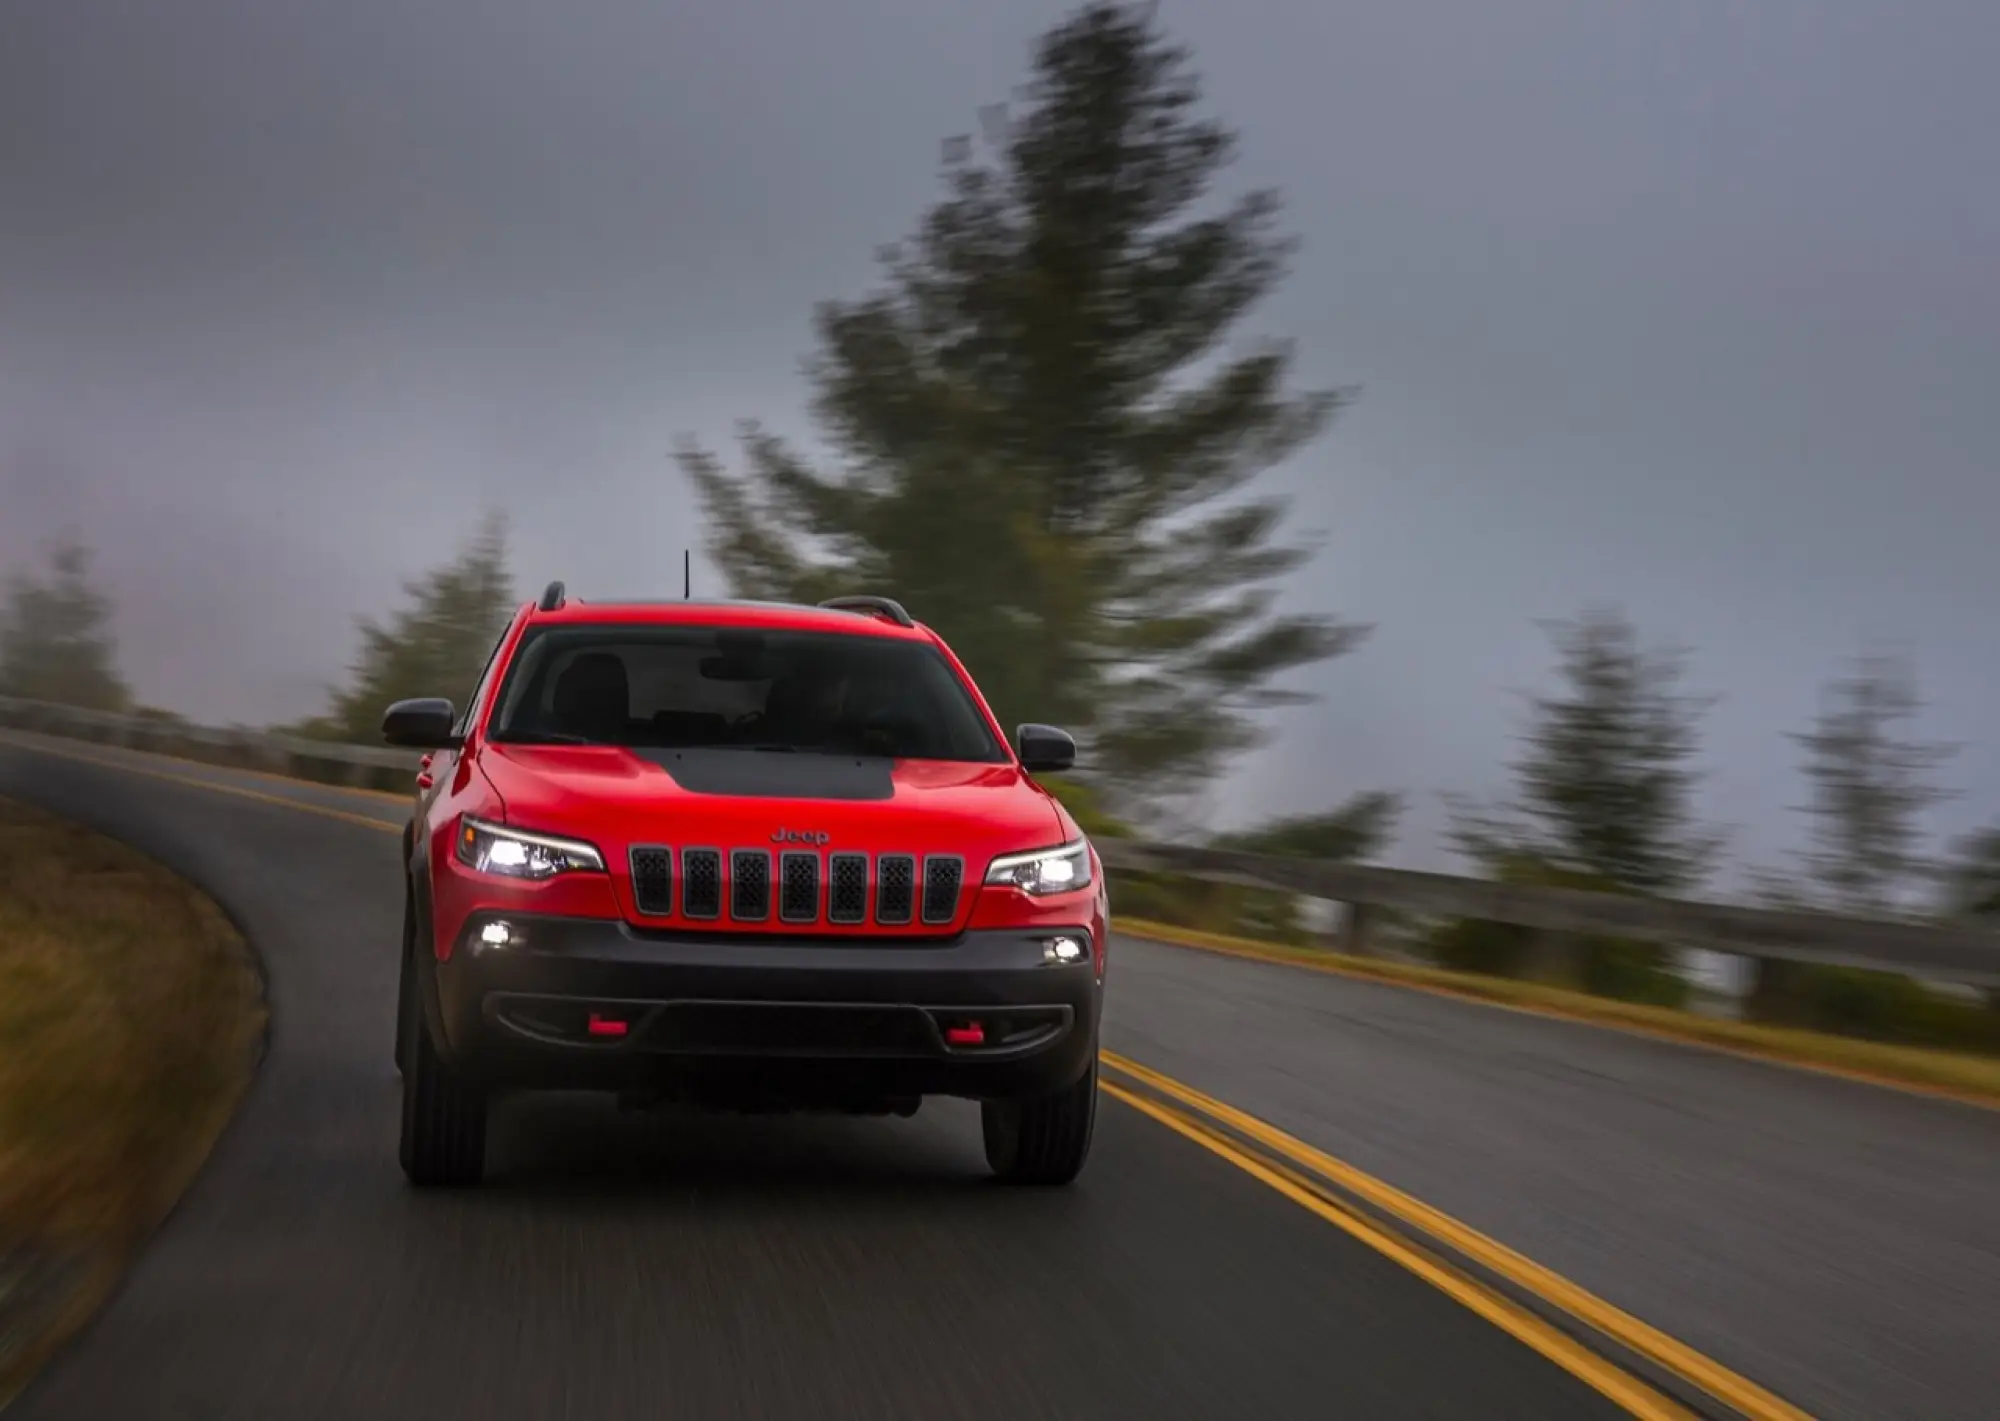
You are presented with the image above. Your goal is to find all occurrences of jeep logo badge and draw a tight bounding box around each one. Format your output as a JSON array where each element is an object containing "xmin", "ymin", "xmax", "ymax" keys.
[{"xmin": 771, "ymin": 828, "xmax": 831, "ymax": 847}]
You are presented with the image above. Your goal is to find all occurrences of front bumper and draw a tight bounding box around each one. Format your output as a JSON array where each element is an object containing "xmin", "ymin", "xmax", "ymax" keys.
[{"xmin": 428, "ymin": 913, "xmax": 1103, "ymax": 1103}]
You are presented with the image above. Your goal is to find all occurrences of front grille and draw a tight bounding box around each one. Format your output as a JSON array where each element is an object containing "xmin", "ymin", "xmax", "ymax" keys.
[
  {"xmin": 876, "ymin": 854, "xmax": 915, "ymax": 925},
  {"xmin": 779, "ymin": 852, "xmax": 820, "ymax": 922},
  {"xmin": 629, "ymin": 845, "xmax": 967, "ymax": 929},
  {"xmin": 731, "ymin": 849, "xmax": 772, "ymax": 921},
  {"xmin": 922, "ymin": 855, "xmax": 964, "ymax": 924},
  {"xmin": 630, "ymin": 846, "xmax": 673, "ymax": 916},
  {"xmin": 682, "ymin": 848, "xmax": 722, "ymax": 919},
  {"xmin": 828, "ymin": 853, "xmax": 869, "ymax": 924}
]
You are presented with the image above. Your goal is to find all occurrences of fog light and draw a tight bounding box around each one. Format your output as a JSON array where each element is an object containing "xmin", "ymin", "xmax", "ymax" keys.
[
  {"xmin": 479, "ymin": 921, "xmax": 513, "ymax": 948},
  {"xmin": 1044, "ymin": 935, "xmax": 1086, "ymax": 964}
]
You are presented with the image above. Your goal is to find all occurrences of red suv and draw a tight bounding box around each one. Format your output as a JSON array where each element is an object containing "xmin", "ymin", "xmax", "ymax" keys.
[{"xmin": 384, "ymin": 587, "xmax": 1106, "ymax": 1188}]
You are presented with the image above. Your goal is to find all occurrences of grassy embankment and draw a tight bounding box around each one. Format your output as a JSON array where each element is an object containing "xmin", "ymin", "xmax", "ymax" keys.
[{"xmin": 0, "ymin": 797, "xmax": 264, "ymax": 1402}]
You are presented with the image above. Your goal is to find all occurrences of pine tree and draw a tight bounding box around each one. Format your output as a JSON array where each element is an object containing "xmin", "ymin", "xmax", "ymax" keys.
[
  {"xmin": 1214, "ymin": 791, "xmax": 1402, "ymax": 863},
  {"xmin": 1942, "ymin": 825, "xmax": 2000, "ymax": 921},
  {"xmin": 308, "ymin": 515, "xmax": 516, "ymax": 742},
  {"xmin": 1787, "ymin": 653, "xmax": 1956, "ymax": 916},
  {"xmin": 676, "ymin": 2, "xmax": 1364, "ymax": 818},
  {"xmin": 1449, "ymin": 608, "xmax": 1725, "ymax": 894},
  {"xmin": 0, "ymin": 539, "xmax": 133, "ymax": 712}
]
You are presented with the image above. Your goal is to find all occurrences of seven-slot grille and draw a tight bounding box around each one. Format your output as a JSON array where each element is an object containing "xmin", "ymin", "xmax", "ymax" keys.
[
  {"xmin": 682, "ymin": 848, "xmax": 722, "ymax": 919},
  {"xmin": 779, "ymin": 852, "xmax": 820, "ymax": 922},
  {"xmin": 876, "ymin": 854, "xmax": 915, "ymax": 925},
  {"xmin": 922, "ymin": 856, "xmax": 962, "ymax": 924},
  {"xmin": 626, "ymin": 845, "xmax": 965, "ymax": 927},
  {"xmin": 730, "ymin": 850, "xmax": 772, "ymax": 922},
  {"xmin": 828, "ymin": 853, "xmax": 868, "ymax": 924},
  {"xmin": 629, "ymin": 846, "xmax": 674, "ymax": 916}
]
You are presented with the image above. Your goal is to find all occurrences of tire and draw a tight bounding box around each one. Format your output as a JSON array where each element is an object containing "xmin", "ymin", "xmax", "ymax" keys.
[
  {"xmin": 398, "ymin": 940, "xmax": 488, "ymax": 1187},
  {"xmin": 395, "ymin": 893, "xmax": 415, "ymax": 1075},
  {"xmin": 981, "ymin": 1052, "xmax": 1098, "ymax": 1186}
]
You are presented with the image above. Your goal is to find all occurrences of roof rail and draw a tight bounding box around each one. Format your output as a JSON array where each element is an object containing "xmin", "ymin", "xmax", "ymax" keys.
[
  {"xmin": 819, "ymin": 595, "xmax": 916, "ymax": 629},
  {"xmin": 538, "ymin": 580, "xmax": 566, "ymax": 612}
]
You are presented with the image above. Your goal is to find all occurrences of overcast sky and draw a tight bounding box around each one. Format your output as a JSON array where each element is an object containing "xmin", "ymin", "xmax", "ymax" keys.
[{"xmin": 3, "ymin": 0, "xmax": 1996, "ymax": 882}]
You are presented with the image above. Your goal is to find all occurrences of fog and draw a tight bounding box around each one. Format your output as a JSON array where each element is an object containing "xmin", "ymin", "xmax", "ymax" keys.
[{"xmin": 4, "ymin": 0, "xmax": 1997, "ymax": 877}]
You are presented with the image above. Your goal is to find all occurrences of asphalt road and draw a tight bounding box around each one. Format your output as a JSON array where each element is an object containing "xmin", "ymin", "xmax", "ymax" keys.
[
  {"xmin": 1108, "ymin": 944, "xmax": 2000, "ymax": 1421},
  {"xmin": 0, "ymin": 740, "xmax": 1631, "ymax": 1421},
  {"xmin": 3, "ymin": 733, "xmax": 1995, "ymax": 1419}
]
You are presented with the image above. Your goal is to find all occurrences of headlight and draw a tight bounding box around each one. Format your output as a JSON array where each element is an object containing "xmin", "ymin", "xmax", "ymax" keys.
[
  {"xmin": 985, "ymin": 839, "xmax": 1093, "ymax": 896},
  {"xmin": 455, "ymin": 816, "xmax": 605, "ymax": 880}
]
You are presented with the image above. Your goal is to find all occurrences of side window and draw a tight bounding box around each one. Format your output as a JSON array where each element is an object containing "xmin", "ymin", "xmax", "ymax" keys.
[{"xmin": 453, "ymin": 626, "xmax": 513, "ymax": 737}]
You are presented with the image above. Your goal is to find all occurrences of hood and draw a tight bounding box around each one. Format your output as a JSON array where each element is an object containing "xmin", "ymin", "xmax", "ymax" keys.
[{"xmin": 475, "ymin": 743, "xmax": 1068, "ymax": 862}]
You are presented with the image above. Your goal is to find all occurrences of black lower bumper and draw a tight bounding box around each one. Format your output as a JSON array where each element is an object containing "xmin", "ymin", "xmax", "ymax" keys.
[{"xmin": 425, "ymin": 913, "xmax": 1102, "ymax": 1104}]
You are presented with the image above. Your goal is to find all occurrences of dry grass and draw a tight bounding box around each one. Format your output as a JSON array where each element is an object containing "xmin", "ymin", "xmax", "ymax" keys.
[
  {"xmin": 0, "ymin": 797, "xmax": 265, "ymax": 1401},
  {"xmin": 1121, "ymin": 917, "xmax": 2000, "ymax": 1108}
]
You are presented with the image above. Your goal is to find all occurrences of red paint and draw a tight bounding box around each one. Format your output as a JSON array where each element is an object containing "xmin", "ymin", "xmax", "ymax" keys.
[
  {"xmin": 413, "ymin": 599, "xmax": 1109, "ymax": 964},
  {"xmin": 944, "ymin": 1023, "xmax": 986, "ymax": 1046},
  {"xmin": 587, "ymin": 1014, "xmax": 629, "ymax": 1038}
]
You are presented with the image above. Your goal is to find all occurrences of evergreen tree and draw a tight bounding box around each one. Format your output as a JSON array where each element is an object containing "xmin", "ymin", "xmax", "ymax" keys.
[
  {"xmin": 1787, "ymin": 653, "xmax": 1957, "ymax": 916},
  {"xmin": 1448, "ymin": 608, "xmax": 1725, "ymax": 894},
  {"xmin": 1214, "ymin": 791, "xmax": 1402, "ymax": 863},
  {"xmin": 1941, "ymin": 825, "xmax": 2000, "ymax": 921},
  {"xmin": 676, "ymin": 2, "xmax": 1364, "ymax": 818},
  {"xmin": 0, "ymin": 539, "xmax": 133, "ymax": 712},
  {"xmin": 307, "ymin": 515, "xmax": 515, "ymax": 742}
]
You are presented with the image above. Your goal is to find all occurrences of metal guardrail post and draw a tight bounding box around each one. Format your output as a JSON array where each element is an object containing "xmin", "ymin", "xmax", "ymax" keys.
[
  {"xmin": 1744, "ymin": 958, "xmax": 1807, "ymax": 1026},
  {"xmin": 1519, "ymin": 928, "xmax": 1587, "ymax": 989},
  {"xmin": 1342, "ymin": 901, "xmax": 1376, "ymax": 957}
]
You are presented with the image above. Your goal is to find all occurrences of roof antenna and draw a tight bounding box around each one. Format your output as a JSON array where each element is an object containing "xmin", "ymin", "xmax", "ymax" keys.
[{"xmin": 683, "ymin": 548, "xmax": 691, "ymax": 600}]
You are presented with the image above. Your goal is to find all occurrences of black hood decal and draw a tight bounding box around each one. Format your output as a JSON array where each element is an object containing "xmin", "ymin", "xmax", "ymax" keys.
[{"xmin": 631, "ymin": 747, "xmax": 896, "ymax": 801}]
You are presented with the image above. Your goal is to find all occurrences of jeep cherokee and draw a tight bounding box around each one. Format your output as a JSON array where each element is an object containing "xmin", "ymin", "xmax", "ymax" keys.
[{"xmin": 383, "ymin": 585, "xmax": 1106, "ymax": 1188}]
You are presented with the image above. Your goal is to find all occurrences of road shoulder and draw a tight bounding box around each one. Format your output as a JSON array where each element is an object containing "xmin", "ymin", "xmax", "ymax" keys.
[{"xmin": 0, "ymin": 796, "xmax": 266, "ymax": 1404}]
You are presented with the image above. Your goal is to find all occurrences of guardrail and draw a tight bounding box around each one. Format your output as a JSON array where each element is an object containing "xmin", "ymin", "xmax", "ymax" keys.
[
  {"xmin": 4, "ymin": 694, "xmax": 1997, "ymax": 995},
  {"xmin": 1096, "ymin": 841, "xmax": 2000, "ymax": 989},
  {"xmin": 0, "ymin": 695, "xmax": 421, "ymax": 789}
]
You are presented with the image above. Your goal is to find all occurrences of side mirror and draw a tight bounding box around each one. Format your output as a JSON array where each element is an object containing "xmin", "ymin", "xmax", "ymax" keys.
[
  {"xmin": 382, "ymin": 697, "xmax": 461, "ymax": 750},
  {"xmin": 1015, "ymin": 723, "xmax": 1076, "ymax": 774}
]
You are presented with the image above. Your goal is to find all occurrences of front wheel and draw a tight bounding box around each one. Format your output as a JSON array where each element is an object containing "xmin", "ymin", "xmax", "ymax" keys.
[
  {"xmin": 981, "ymin": 1053, "xmax": 1098, "ymax": 1186},
  {"xmin": 395, "ymin": 894, "xmax": 415, "ymax": 1075},
  {"xmin": 398, "ymin": 947, "xmax": 488, "ymax": 1187}
]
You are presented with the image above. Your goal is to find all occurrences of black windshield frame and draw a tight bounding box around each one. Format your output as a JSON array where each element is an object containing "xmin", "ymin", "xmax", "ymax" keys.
[{"xmin": 484, "ymin": 622, "xmax": 1009, "ymax": 764}]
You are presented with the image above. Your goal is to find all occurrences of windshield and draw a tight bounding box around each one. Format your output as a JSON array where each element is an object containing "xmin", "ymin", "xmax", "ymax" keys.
[{"xmin": 486, "ymin": 622, "xmax": 1007, "ymax": 762}]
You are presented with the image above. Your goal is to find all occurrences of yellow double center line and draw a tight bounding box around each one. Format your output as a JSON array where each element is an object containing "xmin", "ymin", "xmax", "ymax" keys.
[
  {"xmin": 2, "ymin": 730, "xmax": 1815, "ymax": 1419},
  {"xmin": 1102, "ymin": 1051, "xmax": 1814, "ymax": 1421}
]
